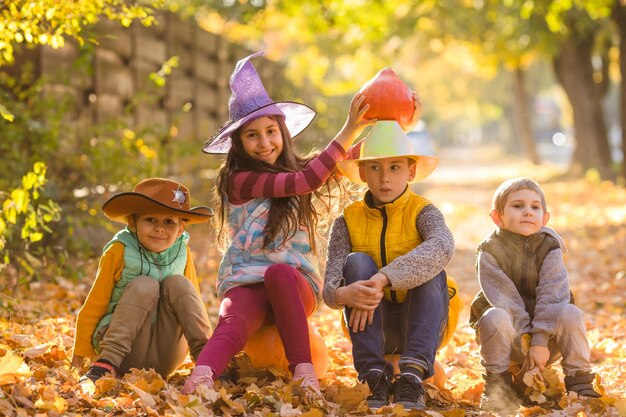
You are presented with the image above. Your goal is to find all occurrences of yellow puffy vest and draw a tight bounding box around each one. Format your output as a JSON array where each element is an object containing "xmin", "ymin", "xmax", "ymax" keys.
[
  {"xmin": 343, "ymin": 187, "xmax": 461, "ymax": 348},
  {"xmin": 344, "ymin": 187, "xmax": 429, "ymax": 303}
]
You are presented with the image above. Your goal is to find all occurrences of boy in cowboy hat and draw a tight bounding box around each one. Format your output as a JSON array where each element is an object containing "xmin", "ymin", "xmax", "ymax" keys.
[
  {"xmin": 71, "ymin": 178, "xmax": 213, "ymax": 383},
  {"xmin": 323, "ymin": 121, "xmax": 454, "ymax": 410}
]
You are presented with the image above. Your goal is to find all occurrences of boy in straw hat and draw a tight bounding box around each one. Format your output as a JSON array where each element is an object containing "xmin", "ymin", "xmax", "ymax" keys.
[
  {"xmin": 323, "ymin": 121, "xmax": 454, "ymax": 410},
  {"xmin": 71, "ymin": 178, "xmax": 213, "ymax": 383}
]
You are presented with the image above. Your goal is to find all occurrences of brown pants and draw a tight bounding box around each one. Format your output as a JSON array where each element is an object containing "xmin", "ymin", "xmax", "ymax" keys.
[{"xmin": 96, "ymin": 275, "xmax": 212, "ymax": 377}]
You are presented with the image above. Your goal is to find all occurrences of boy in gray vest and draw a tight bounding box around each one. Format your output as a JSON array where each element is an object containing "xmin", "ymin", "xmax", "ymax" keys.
[
  {"xmin": 470, "ymin": 177, "xmax": 600, "ymax": 415},
  {"xmin": 71, "ymin": 178, "xmax": 213, "ymax": 383}
]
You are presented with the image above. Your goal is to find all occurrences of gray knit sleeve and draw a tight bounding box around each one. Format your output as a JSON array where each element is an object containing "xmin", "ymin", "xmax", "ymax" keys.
[
  {"xmin": 323, "ymin": 216, "xmax": 352, "ymax": 309},
  {"xmin": 531, "ymin": 248, "xmax": 571, "ymax": 346},
  {"xmin": 379, "ymin": 204, "xmax": 454, "ymax": 290},
  {"xmin": 478, "ymin": 250, "xmax": 532, "ymax": 336}
]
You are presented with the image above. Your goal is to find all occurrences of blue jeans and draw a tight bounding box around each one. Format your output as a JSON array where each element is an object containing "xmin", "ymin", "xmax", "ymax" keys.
[{"xmin": 342, "ymin": 252, "xmax": 448, "ymax": 380}]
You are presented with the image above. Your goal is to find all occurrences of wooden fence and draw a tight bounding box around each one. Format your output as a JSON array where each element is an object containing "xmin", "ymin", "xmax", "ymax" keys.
[{"xmin": 7, "ymin": 11, "xmax": 291, "ymax": 166}]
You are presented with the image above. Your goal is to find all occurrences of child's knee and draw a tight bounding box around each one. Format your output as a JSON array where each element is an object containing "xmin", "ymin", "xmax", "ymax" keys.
[
  {"xmin": 162, "ymin": 274, "xmax": 193, "ymax": 294},
  {"xmin": 478, "ymin": 308, "xmax": 514, "ymax": 338},
  {"xmin": 558, "ymin": 304, "xmax": 585, "ymax": 330},
  {"xmin": 343, "ymin": 252, "xmax": 377, "ymax": 283},
  {"xmin": 264, "ymin": 264, "xmax": 298, "ymax": 287},
  {"xmin": 124, "ymin": 276, "xmax": 159, "ymax": 303}
]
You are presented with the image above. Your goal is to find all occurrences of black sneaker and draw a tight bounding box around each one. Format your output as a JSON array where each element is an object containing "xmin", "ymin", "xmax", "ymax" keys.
[
  {"xmin": 391, "ymin": 373, "xmax": 426, "ymax": 410},
  {"xmin": 480, "ymin": 371, "xmax": 521, "ymax": 415},
  {"xmin": 80, "ymin": 359, "xmax": 117, "ymax": 382},
  {"xmin": 361, "ymin": 369, "xmax": 392, "ymax": 410}
]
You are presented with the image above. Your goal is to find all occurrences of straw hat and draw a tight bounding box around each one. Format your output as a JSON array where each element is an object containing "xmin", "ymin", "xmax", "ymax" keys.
[
  {"xmin": 103, "ymin": 178, "xmax": 213, "ymax": 225},
  {"xmin": 202, "ymin": 52, "xmax": 316, "ymax": 154},
  {"xmin": 337, "ymin": 121, "xmax": 439, "ymax": 185}
]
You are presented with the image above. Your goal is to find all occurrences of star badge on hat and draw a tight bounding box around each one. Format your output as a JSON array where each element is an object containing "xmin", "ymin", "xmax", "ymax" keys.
[{"xmin": 171, "ymin": 185, "xmax": 187, "ymax": 208}]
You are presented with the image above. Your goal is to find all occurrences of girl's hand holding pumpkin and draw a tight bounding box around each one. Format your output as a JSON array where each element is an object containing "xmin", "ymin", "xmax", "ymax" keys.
[
  {"xmin": 400, "ymin": 92, "xmax": 422, "ymax": 132},
  {"xmin": 334, "ymin": 94, "xmax": 377, "ymax": 151}
]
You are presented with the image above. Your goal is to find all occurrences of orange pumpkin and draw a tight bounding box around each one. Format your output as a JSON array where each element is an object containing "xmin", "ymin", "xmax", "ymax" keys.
[
  {"xmin": 243, "ymin": 323, "xmax": 329, "ymax": 376},
  {"xmin": 358, "ymin": 67, "xmax": 414, "ymax": 128}
]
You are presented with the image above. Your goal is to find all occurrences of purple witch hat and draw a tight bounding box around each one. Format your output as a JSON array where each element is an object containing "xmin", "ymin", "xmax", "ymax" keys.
[{"xmin": 202, "ymin": 52, "xmax": 316, "ymax": 154}]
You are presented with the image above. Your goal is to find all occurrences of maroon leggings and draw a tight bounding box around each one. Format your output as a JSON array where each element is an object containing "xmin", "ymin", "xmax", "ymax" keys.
[{"xmin": 195, "ymin": 264, "xmax": 316, "ymax": 378}]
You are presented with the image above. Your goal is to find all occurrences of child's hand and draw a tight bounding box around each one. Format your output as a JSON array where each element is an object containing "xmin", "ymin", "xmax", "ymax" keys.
[
  {"xmin": 528, "ymin": 345, "xmax": 550, "ymax": 370},
  {"xmin": 399, "ymin": 91, "xmax": 422, "ymax": 132},
  {"xmin": 335, "ymin": 280, "xmax": 383, "ymax": 310},
  {"xmin": 368, "ymin": 272, "xmax": 390, "ymax": 291},
  {"xmin": 334, "ymin": 94, "xmax": 377, "ymax": 150},
  {"xmin": 349, "ymin": 307, "xmax": 374, "ymax": 333},
  {"xmin": 71, "ymin": 355, "xmax": 84, "ymax": 368}
]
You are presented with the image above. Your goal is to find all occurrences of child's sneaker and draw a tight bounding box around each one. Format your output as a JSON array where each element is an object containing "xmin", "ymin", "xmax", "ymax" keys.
[
  {"xmin": 391, "ymin": 373, "xmax": 425, "ymax": 410},
  {"xmin": 564, "ymin": 371, "xmax": 601, "ymax": 398},
  {"xmin": 182, "ymin": 365, "xmax": 214, "ymax": 394},
  {"xmin": 292, "ymin": 362, "xmax": 320, "ymax": 391},
  {"xmin": 80, "ymin": 359, "xmax": 117, "ymax": 382},
  {"xmin": 480, "ymin": 371, "xmax": 521, "ymax": 415},
  {"xmin": 361, "ymin": 369, "xmax": 392, "ymax": 410}
]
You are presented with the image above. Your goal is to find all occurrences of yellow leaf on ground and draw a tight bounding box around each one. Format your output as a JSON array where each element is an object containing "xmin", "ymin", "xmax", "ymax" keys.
[
  {"xmin": 614, "ymin": 398, "xmax": 626, "ymax": 416},
  {"xmin": 123, "ymin": 368, "xmax": 165, "ymax": 394},
  {"xmin": 95, "ymin": 375, "xmax": 119, "ymax": 394},
  {"xmin": 0, "ymin": 349, "xmax": 32, "ymax": 385},
  {"xmin": 326, "ymin": 382, "xmax": 367, "ymax": 411},
  {"xmin": 129, "ymin": 383, "xmax": 157, "ymax": 408},
  {"xmin": 301, "ymin": 408, "xmax": 324, "ymax": 417},
  {"xmin": 34, "ymin": 386, "xmax": 68, "ymax": 412}
]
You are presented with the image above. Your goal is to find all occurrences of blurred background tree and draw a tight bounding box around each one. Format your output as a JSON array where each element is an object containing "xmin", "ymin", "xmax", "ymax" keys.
[{"xmin": 164, "ymin": 0, "xmax": 624, "ymax": 179}]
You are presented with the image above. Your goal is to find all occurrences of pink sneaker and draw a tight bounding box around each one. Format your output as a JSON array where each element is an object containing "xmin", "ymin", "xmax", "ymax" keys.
[
  {"xmin": 182, "ymin": 365, "xmax": 214, "ymax": 394},
  {"xmin": 292, "ymin": 363, "xmax": 320, "ymax": 391}
]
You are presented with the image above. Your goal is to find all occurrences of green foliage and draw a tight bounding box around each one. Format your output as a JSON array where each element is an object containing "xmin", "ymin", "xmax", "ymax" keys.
[
  {"xmin": 0, "ymin": 162, "xmax": 61, "ymax": 293},
  {"xmin": 0, "ymin": 0, "xmax": 157, "ymax": 67},
  {"xmin": 0, "ymin": 0, "xmax": 159, "ymax": 123},
  {"xmin": 0, "ymin": 39, "xmax": 187, "ymax": 271},
  {"xmin": 149, "ymin": 56, "xmax": 180, "ymax": 87}
]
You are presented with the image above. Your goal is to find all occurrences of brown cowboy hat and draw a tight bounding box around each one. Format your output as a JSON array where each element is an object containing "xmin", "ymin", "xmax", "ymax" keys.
[{"xmin": 102, "ymin": 178, "xmax": 213, "ymax": 225}]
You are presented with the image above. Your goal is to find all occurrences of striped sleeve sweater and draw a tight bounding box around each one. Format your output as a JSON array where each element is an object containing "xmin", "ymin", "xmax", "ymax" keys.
[{"xmin": 228, "ymin": 140, "xmax": 359, "ymax": 204}]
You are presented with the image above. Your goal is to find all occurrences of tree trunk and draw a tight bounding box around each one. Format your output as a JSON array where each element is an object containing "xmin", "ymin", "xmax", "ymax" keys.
[
  {"xmin": 553, "ymin": 31, "xmax": 614, "ymax": 179},
  {"xmin": 511, "ymin": 66, "xmax": 540, "ymax": 164},
  {"xmin": 613, "ymin": 2, "xmax": 626, "ymax": 182}
]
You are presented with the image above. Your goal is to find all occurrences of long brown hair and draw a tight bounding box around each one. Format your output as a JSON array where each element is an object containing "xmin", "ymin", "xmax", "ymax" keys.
[{"xmin": 214, "ymin": 116, "xmax": 341, "ymax": 253}]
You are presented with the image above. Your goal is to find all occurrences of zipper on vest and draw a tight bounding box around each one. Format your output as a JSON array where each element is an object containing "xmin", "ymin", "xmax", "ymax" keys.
[
  {"xmin": 523, "ymin": 238, "xmax": 530, "ymax": 298},
  {"xmin": 378, "ymin": 207, "xmax": 398, "ymax": 302},
  {"xmin": 378, "ymin": 207, "xmax": 388, "ymax": 266}
]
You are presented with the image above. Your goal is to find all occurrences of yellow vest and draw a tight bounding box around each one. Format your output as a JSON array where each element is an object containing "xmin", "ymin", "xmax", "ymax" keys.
[
  {"xmin": 344, "ymin": 187, "xmax": 430, "ymax": 303},
  {"xmin": 343, "ymin": 186, "xmax": 462, "ymax": 348}
]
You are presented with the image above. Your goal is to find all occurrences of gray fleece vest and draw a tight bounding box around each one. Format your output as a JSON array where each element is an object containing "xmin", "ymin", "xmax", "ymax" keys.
[{"xmin": 469, "ymin": 229, "xmax": 562, "ymax": 327}]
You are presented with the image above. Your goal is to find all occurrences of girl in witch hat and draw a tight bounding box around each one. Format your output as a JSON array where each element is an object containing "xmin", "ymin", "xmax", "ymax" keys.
[{"xmin": 181, "ymin": 52, "xmax": 400, "ymax": 394}]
